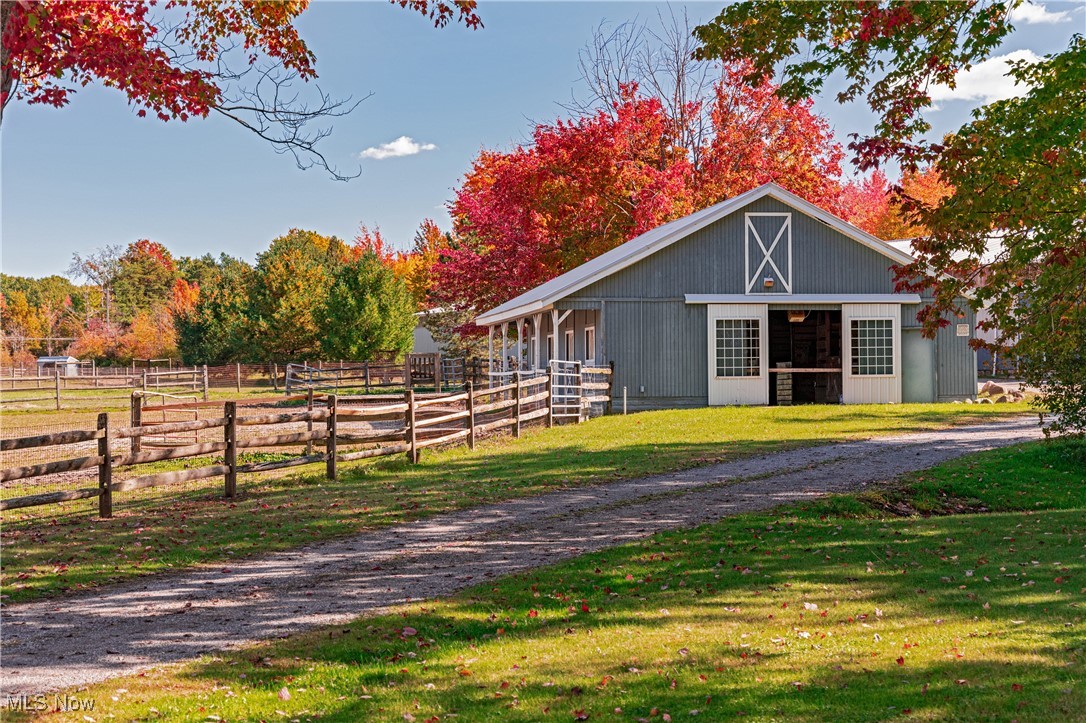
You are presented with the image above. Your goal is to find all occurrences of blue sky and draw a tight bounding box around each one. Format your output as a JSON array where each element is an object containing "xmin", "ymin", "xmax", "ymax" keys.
[{"xmin": 1, "ymin": 1, "xmax": 1081, "ymax": 277}]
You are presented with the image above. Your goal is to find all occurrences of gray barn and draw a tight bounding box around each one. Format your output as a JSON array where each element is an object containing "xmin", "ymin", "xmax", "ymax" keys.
[{"xmin": 477, "ymin": 183, "xmax": 976, "ymax": 409}]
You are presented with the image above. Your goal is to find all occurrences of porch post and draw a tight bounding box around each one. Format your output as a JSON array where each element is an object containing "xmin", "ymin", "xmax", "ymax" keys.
[
  {"xmin": 500, "ymin": 321, "xmax": 508, "ymax": 372},
  {"xmin": 517, "ymin": 317, "xmax": 525, "ymax": 371},
  {"xmin": 551, "ymin": 308, "xmax": 560, "ymax": 362},
  {"xmin": 487, "ymin": 325, "xmax": 494, "ymax": 377},
  {"xmin": 598, "ymin": 300, "xmax": 606, "ymax": 365},
  {"xmin": 533, "ymin": 312, "xmax": 543, "ymax": 370}
]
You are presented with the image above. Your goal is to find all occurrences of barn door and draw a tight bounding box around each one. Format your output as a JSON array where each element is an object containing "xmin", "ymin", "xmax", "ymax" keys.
[{"xmin": 707, "ymin": 304, "xmax": 769, "ymax": 405}]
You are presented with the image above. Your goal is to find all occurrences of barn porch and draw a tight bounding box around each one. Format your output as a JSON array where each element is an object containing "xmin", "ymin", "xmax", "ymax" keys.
[{"xmin": 484, "ymin": 307, "xmax": 601, "ymax": 375}]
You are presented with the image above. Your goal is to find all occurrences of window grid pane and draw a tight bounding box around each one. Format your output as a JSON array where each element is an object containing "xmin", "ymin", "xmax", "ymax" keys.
[
  {"xmin": 850, "ymin": 319, "xmax": 893, "ymax": 375},
  {"xmin": 716, "ymin": 319, "xmax": 760, "ymax": 377}
]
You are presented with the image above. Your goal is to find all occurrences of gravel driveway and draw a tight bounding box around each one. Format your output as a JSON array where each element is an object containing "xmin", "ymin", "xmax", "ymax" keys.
[{"xmin": 0, "ymin": 417, "xmax": 1042, "ymax": 696}]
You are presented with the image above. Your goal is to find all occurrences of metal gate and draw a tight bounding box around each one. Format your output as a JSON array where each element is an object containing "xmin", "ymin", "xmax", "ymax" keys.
[{"xmin": 549, "ymin": 360, "xmax": 584, "ymax": 422}]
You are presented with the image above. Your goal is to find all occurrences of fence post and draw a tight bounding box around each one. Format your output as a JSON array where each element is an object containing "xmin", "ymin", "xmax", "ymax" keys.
[
  {"xmin": 224, "ymin": 401, "xmax": 237, "ymax": 498},
  {"xmin": 513, "ymin": 371, "xmax": 522, "ymax": 438},
  {"xmin": 405, "ymin": 389, "xmax": 418, "ymax": 463},
  {"xmin": 326, "ymin": 395, "xmax": 338, "ymax": 480},
  {"xmin": 434, "ymin": 353, "xmax": 443, "ymax": 392},
  {"xmin": 364, "ymin": 361, "xmax": 370, "ymax": 393},
  {"xmin": 404, "ymin": 355, "xmax": 413, "ymax": 390},
  {"xmin": 54, "ymin": 369, "xmax": 61, "ymax": 410},
  {"xmin": 130, "ymin": 393, "xmax": 143, "ymax": 454},
  {"xmin": 545, "ymin": 368, "xmax": 554, "ymax": 428},
  {"xmin": 202, "ymin": 364, "xmax": 209, "ymax": 401},
  {"xmin": 93, "ymin": 360, "xmax": 99, "ymax": 389},
  {"xmin": 97, "ymin": 412, "xmax": 113, "ymax": 518},
  {"xmin": 272, "ymin": 362, "xmax": 279, "ymax": 391},
  {"xmin": 236, "ymin": 363, "xmax": 242, "ymax": 393},
  {"xmin": 466, "ymin": 381, "xmax": 476, "ymax": 450},
  {"xmin": 606, "ymin": 361, "xmax": 615, "ymax": 416},
  {"xmin": 305, "ymin": 387, "xmax": 315, "ymax": 456}
]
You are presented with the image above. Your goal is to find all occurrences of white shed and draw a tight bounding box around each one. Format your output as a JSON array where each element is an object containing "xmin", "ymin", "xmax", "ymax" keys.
[{"xmin": 37, "ymin": 356, "xmax": 81, "ymax": 377}]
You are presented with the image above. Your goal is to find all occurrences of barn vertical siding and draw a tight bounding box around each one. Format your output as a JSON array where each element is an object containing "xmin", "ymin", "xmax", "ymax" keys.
[
  {"xmin": 565, "ymin": 197, "xmax": 907, "ymax": 404},
  {"xmin": 570, "ymin": 197, "xmax": 900, "ymax": 300},
  {"xmin": 497, "ymin": 194, "xmax": 973, "ymax": 407}
]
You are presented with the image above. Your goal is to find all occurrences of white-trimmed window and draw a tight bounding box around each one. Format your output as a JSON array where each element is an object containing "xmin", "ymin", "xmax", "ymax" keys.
[
  {"xmin": 564, "ymin": 329, "xmax": 575, "ymax": 361},
  {"xmin": 715, "ymin": 319, "xmax": 760, "ymax": 377},
  {"xmin": 584, "ymin": 326, "xmax": 596, "ymax": 363},
  {"xmin": 850, "ymin": 318, "xmax": 894, "ymax": 375},
  {"xmin": 547, "ymin": 334, "xmax": 554, "ymax": 361}
]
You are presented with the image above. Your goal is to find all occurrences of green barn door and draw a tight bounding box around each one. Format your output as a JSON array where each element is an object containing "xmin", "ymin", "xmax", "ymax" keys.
[{"xmin": 901, "ymin": 328, "xmax": 936, "ymax": 403}]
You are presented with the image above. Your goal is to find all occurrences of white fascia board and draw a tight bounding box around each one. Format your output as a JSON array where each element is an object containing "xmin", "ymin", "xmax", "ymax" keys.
[
  {"xmin": 475, "ymin": 300, "xmax": 549, "ymax": 326},
  {"xmin": 685, "ymin": 294, "xmax": 923, "ymax": 305},
  {"xmin": 476, "ymin": 182, "xmax": 919, "ymax": 324}
]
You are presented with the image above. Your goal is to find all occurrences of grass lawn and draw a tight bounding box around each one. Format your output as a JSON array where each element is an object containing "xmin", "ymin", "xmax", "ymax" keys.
[
  {"xmin": 32, "ymin": 436, "xmax": 1085, "ymax": 722},
  {"xmin": 1, "ymin": 403, "xmax": 1033, "ymax": 603}
]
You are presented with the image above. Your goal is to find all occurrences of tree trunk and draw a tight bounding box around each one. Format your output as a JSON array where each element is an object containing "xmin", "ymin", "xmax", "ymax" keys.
[{"xmin": 1, "ymin": 2, "xmax": 18, "ymax": 125}]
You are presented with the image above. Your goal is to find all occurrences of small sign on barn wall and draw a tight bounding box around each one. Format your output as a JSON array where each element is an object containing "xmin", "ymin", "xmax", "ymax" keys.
[{"xmin": 956, "ymin": 323, "xmax": 970, "ymax": 337}]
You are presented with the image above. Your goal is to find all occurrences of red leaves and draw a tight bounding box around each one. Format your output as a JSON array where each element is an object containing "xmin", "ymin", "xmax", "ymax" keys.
[
  {"xmin": 392, "ymin": 0, "xmax": 483, "ymax": 30},
  {"xmin": 4, "ymin": 1, "xmax": 478, "ymax": 124},
  {"xmin": 527, "ymin": 609, "xmax": 539, "ymax": 618},
  {"xmin": 435, "ymin": 69, "xmax": 846, "ymax": 319}
]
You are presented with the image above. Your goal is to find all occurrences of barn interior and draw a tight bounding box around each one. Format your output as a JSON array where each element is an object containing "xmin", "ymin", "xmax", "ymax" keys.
[{"xmin": 768, "ymin": 309, "xmax": 842, "ymax": 405}]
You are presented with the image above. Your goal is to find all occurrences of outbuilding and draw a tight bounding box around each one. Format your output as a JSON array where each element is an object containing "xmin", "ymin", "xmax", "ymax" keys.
[
  {"xmin": 477, "ymin": 183, "xmax": 976, "ymax": 409},
  {"xmin": 36, "ymin": 355, "xmax": 82, "ymax": 377}
]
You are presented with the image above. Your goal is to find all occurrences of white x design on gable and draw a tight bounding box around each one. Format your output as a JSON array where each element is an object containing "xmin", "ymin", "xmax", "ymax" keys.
[{"xmin": 744, "ymin": 213, "xmax": 792, "ymax": 294}]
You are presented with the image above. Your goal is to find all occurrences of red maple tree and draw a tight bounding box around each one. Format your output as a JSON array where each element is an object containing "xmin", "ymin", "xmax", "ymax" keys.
[
  {"xmin": 1, "ymin": 0, "xmax": 481, "ymax": 178},
  {"xmin": 435, "ymin": 69, "xmax": 846, "ymax": 321}
]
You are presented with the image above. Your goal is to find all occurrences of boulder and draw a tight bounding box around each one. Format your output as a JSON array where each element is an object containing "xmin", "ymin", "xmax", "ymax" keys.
[
  {"xmin": 986, "ymin": 383, "xmax": 1006, "ymax": 395},
  {"xmin": 995, "ymin": 395, "xmax": 1009, "ymax": 403},
  {"xmin": 979, "ymin": 397, "xmax": 994, "ymax": 404},
  {"xmin": 965, "ymin": 398, "xmax": 975, "ymax": 404}
]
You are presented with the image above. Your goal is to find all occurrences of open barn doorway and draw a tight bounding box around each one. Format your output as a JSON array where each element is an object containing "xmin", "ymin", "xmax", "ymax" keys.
[{"xmin": 768, "ymin": 310, "xmax": 842, "ymax": 405}]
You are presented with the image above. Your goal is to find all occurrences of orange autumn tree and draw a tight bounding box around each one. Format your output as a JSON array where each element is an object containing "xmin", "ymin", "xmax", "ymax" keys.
[
  {"xmin": 841, "ymin": 167, "xmax": 954, "ymax": 241},
  {"xmin": 398, "ymin": 219, "xmax": 453, "ymax": 309},
  {"xmin": 1, "ymin": 0, "xmax": 481, "ymax": 178}
]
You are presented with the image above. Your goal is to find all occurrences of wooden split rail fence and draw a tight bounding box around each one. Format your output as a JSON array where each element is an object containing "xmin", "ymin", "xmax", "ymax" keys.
[
  {"xmin": 0, "ymin": 367, "xmax": 612, "ymax": 517},
  {"xmin": 0, "ymin": 367, "xmax": 209, "ymax": 409}
]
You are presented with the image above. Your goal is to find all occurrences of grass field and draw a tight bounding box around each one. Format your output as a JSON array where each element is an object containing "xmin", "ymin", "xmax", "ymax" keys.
[
  {"xmin": 20, "ymin": 436, "xmax": 1084, "ymax": 722},
  {"xmin": 1, "ymin": 403, "xmax": 1033, "ymax": 603}
]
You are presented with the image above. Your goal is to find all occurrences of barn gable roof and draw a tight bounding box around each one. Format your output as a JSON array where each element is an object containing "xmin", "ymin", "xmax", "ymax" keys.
[{"xmin": 476, "ymin": 183, "xmax": 914, "ymax": 326}]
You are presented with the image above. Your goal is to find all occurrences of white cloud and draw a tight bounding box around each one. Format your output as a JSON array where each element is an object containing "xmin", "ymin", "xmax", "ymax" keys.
[
  {"xmin": 359, "ymin": 136, "xmax": 437, "ymax": 160},
  {"xmin": 1008, "ymin": 1, "xmax": 1070, "ymax": 24},
  {"xmin": 928, "ymin": 50, "xmax": 1039, "ymax": 106}
]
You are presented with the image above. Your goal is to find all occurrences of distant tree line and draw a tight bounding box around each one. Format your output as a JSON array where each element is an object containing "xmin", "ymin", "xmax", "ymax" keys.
[{"xmin": 1, "ymin": 229, "xmax": 427, "ymax": 367}]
